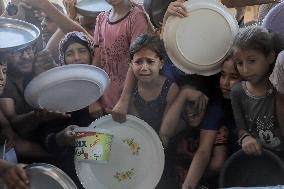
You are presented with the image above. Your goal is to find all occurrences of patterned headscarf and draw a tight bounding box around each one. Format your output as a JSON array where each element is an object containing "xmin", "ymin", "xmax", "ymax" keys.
[{"xmin": 59, "ymin": 31, "xmax": 95, "ymax": 65}]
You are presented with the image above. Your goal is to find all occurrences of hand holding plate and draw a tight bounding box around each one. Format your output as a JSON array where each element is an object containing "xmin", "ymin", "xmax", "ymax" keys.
[
  {"xmin": 163, "ymin": 0, "xmax": 188, "ymax": 22},
  {"xmin": 55, "ymin": 125, "xmax": 78, "ymax": 147},
  {"xmin": 111, "ymin": 98, "xmax": 128, "ymax": 123},
  {"xmin": 63, "ymin": 0, "xmax": 78, "ymax": 20},
  {"xmin": 89, "ymin": 101, "xmax": 104, "ymax": 119},
  {"xmin": 1, "ymin": 163, "xmax": 30, "ymax": 189}
]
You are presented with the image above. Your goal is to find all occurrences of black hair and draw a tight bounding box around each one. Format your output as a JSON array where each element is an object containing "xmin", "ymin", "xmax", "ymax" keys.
[
  {"xmin": 233, "ymin": 26, "xmax": 284, "ymax": 63},
  {"xmin": 129, "ymin": 33, "xmax": 166, "ymax": 61}
]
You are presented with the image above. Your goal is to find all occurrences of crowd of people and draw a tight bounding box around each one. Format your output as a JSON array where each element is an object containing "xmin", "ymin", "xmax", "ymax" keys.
[{"xmin": 0, "ymin": 0, "xmax": 284, "ymax": 189}]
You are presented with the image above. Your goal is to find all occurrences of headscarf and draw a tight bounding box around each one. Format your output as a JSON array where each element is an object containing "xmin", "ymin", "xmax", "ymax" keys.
[{"xmin": 59, "ymin": 31, "xmax": 95, "ymax": 65}]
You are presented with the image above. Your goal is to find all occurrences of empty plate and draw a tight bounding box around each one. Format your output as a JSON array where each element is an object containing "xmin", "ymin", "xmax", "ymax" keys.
[
  {"xmin": 75, "ymin": 0, "xmax": 112, "ymax": 18},
  {"xmin": 24, "ymin": 64, "xmax": 109, "ymax": 112},
  {"xmin": 75, "ymin": 115, "xmax": 164, "ymax": 189},
  {"xmin": 163, "ymin": 0, "xmax": 238, "ymax": 76},
  {"xmin": 0, "ymin": 17, "xmax": 40, "ymax": 52}
]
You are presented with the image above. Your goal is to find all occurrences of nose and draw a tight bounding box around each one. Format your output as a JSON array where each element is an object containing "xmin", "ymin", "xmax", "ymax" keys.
[
  {"xmin": 242, "ymin": 63, "xmax": 250, "ymax": 74},
  {"xmin": 74, "ymin": 52, "xmax": 81, "ymax": 61},
  {"xmin": 140, "ymin": 62, "xmax": 149, "ymax": 71}
]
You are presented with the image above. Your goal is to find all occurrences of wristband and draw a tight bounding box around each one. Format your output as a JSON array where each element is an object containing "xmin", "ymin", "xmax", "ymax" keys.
[{"xmin": 238, "ymin": 133, "xmax": 250, "ymax": 146}]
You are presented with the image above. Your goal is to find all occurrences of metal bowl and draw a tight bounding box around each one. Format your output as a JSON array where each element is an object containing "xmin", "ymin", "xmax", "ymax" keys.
[
  {"xmin": 0, "ymin": 17, "xmax": 40, "ymax": 53},
  {"xmin": 25, "ymin": 163, "xmax": 78, "ymax": 189},
  {"xmin": 75, "ymin": 0, "xmax": 111, "ymax": 18}
]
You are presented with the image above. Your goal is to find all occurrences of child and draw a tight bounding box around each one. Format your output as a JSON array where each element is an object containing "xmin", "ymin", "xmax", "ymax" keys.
[
  {"xmin": 127, "ymin": 33, "xmax": 179, "ymax": 189},
  {"xmin": 160, "ymin": 75, "xmax": 227, "ymax": 189},
  {"xmin": 230, "ymin": 26, "xmax": 284, "ymax": 156},
  {"xmin": 219, "ymin": 53, "xmax": 242, "ymax": 155},
  {"xmin": 91, "ymin": 0, "xmax": 153, "ymax": 115},
  {"xmin": 127, "ymin": 33, "xmax": 179, "ymax": 133}
]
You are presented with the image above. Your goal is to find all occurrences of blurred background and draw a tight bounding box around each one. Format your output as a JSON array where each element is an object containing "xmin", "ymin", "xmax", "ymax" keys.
[{"xmin": 2, "ymin": 0, "xmax": 260, "ymax": 23}]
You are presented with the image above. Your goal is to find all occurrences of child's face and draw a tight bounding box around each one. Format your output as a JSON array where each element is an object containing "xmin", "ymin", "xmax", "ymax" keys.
[
  {"xmin": 131, "ymin": 47, "xmax": 163, "ymax": 83},
  {"xmin": 0, "ymin": 60, "xmax": 7, "ymax": 95},
  {"xmin": 64, "ymin": 43, "xmax": 91, "ymax": 65},
  {"xmin": 233, "ymin": 48, "xmax": 274, "ymax": 85},
  {"xmin": 219, "ymin": 59, "xmax": 241, "ymax": 99}
]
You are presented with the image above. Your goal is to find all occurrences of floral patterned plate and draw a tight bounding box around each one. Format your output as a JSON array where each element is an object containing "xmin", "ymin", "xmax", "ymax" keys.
[{"xmin": 74, "ymin": 114, "xmax": 164, "ymax": 189}]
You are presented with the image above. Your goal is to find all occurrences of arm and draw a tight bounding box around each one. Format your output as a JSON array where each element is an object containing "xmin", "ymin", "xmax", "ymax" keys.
[
  {"xmin": 0, "ymin": 98, "xmax": 70, "ymax": 134},
  {"xmin": 163, "ymin": 82, "xmax": 180, "ymax": 114},
  {"xmin": 221, "ymin": 0, "xmax": 280, "ymax": 8},
  {"xmin": 92, "ymin": 47, "xmax": 101, "ymax": 67},
  {"xmin": 22, "ymin": 0, "xmax": 91, "ymax": 38},
  {"xmin": 230, "ymin": 85, "xmax": 261, "ymax": 155},
  {"xmin": 0, "ymin": 110, "xmax": 17, "ymax": 150},
  {"xmin": 44, "ymin": 28, "xmax": 65, "ymax": 63},
  {"xmin": 182, "ymin": 129, "xmax": 217, "ymax": 189},
  {"xmin": 160, "ymin": 87, "xmax": 206, "ymax": 146},
  {"xmin": 0, "ymin": 98, "xmax": 39, "ymax": 133},
  {"xmin": 112, "ymin": 68, "xmax": 137, "ymax": 123}
]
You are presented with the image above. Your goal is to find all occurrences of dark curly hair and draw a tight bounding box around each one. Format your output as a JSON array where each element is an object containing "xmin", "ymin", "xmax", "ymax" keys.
[{"xmin": 129, "ymin": 33, "xmax": 166, "ymax": 61}]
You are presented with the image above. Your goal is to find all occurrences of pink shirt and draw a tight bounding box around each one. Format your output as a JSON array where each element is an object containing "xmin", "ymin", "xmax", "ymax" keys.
[{"xmin": 94, "ymin": 6, "xmax": 151, "ymax": 112}]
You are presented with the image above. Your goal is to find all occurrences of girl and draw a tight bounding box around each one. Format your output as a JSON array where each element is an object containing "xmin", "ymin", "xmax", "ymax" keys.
[
  {"xmin": 230, "ymin": 26, "xmax": 284, "ymax": 156},
  {"xmin": 127, "ymin": 33, "xmax": 179, "ymax": 189},
  {"xmin": 128, "ymin": 33, "xmax": 179, "ymax": 132},
  {"xmin": 219, "ymin": 53, "xmax": 242, "ymax": 155},
  {"xmin": 160, "ymin": 74, "xmax": 227, "ymax": 189}
]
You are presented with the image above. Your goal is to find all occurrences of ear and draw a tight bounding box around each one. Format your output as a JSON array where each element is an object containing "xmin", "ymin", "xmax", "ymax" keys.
[{"xmin": 268, "ymin": 51, "xmax": 276, "ymax": 65}]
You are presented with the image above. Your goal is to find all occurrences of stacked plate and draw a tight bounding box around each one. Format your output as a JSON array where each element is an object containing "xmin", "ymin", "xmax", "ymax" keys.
[
  {"xmin": 75, "ymin": 115, "xmax": 164, "ymax": 189},
  {"xmin": 0, "ymin": 17, "xmax": 40, "ymax": 52},
  {"xmin": 24, "ymin": 64, "xmax": 109, "ymax": 113},
  {"xmin": 262, "ymin": 1, "xmax": 284, "ymax": 40},
  {"xmin": 163, "ymin": 0, "xmax": 238, "ymax": 76}
]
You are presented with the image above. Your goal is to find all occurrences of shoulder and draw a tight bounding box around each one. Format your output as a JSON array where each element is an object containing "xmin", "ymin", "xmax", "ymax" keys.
[
  {"xmin": 96, "ymin": 11, "xmax": 108, "ymax": 23},
  {"xmin": 166, "ymin": 79, "xmax": 179, "ymax": 100},
  {"xmin": 129, "ymin": 6, "xmax": 147, "ymax": 21}
]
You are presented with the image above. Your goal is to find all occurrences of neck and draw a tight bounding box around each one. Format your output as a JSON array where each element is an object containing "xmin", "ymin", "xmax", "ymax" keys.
[
  {"xmin": 138, "ymin": 76, "xmax": 162, "ymax": 90},
  {"xmin": 109, "ymin": 1, "xmax": 131, "ymax": 20},
  {"xmin": 246, "ymin": 77, "xmax": 272, "ymax": 96}
]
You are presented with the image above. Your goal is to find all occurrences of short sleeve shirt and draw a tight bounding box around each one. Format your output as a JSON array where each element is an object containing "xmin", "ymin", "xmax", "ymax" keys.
[
  {"xmin": 230, "ymin": 82, "xmax": 284, "ymax": 151},
  {"xmin": 94, "ymin": 6, "xmax": 151, "ymax": 111}
]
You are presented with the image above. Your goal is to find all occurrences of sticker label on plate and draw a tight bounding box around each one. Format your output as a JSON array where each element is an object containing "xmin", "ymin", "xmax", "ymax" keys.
[{"xmin": 74, "ymin": 131, "xmax": 113, "ymax": 162}]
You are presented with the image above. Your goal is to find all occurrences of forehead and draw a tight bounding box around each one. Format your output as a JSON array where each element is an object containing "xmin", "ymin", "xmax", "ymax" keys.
[
  {"xmin": 222, "ymin": 59, "xmax": 237, "ymax": 73},
  {"xmin": 65, "ymin": 43, "xmax": 88, "ymax": 52},
  {"xmin": 233, "ymin": 48, "xmax": 263, "ymax": 58},
  {"xmin": 133, "ymin": 47, "xmax": 158, "ymax": 58}
]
